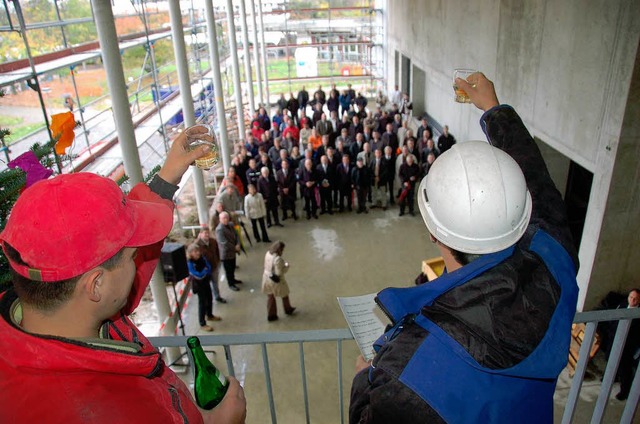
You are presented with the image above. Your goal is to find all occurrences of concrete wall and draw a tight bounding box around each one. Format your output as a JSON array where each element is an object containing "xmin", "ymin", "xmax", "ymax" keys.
[
  {"xmin": 587, "ymin": 49, "xmax": 640, "ymax": 306},
  {"xmin": 386, "ymin": 0, "xmax": 640, "ymax": 309}
]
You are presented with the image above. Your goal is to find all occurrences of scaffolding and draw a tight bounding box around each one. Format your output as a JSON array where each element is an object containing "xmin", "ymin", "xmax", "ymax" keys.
[{"xmin": 0, "ymin": 0, "xmax": 384, "ymax": 172}]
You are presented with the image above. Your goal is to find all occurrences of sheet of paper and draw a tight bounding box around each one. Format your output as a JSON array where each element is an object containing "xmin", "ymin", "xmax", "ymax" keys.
[{"xmin": 337, "ymin": 293, "xmax": 389, "ymax": 361}]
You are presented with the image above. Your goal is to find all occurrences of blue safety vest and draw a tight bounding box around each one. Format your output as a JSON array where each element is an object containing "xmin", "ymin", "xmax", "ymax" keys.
[{"xmin": 374, "ymin": 230, "xmax": 578, "ymax": 423}]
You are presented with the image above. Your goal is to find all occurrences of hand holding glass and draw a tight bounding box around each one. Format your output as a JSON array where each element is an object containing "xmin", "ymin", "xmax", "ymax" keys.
[
  {"xmin": 184, "ymin": 124, "xmax": 219, "ymax": 170},
  {"xmin": 453, "ymin": 69, "xmax": 477, "ymax": 103}
]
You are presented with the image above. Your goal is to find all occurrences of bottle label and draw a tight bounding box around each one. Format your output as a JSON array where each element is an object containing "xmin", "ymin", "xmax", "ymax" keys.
[{"xmin": 216, "ymin": 368, "xmax": 228, "ymax": 387}]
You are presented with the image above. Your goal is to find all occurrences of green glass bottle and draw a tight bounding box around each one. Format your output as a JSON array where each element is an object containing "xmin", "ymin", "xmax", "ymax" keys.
[{"xmin": 186, "ymin": 336, "xmax": 229, "ymax": 409}]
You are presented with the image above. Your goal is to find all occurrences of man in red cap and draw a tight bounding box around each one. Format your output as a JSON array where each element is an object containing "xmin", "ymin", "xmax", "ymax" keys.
[{"xmin": 0, "ymin": 134, "xmax": 246, "ymax": 423}]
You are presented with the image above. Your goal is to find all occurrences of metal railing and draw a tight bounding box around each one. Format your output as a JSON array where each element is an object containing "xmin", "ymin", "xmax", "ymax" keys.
[
  {"xmin": 149, "ymin": 329, "xmax": 354, "ymax": 424},
  {"xmin": 564, "ymin": 308, "xmax": 640, "ymax": 424},
  {"xmin": 149, "ymin": 308, "xmax": 640, "ymax": 424}
]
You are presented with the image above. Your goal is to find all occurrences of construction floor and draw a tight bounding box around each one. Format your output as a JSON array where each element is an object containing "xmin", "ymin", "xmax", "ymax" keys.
[{"xmin": 156, "ymin": 200, "xmax": 635, "ymax": 423}]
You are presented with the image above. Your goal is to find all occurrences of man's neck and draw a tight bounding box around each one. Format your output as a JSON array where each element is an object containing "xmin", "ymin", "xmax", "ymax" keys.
[{"xmin": 20, "ymin": 301, "xmax": 102, "ymax": 339}]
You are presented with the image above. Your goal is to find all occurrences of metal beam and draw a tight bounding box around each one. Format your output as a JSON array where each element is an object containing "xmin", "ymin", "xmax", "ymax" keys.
[
  {"xmin": 258, "ymin": 0, "xmax": 270, "ymax": 106},
  {"xmin": 238, "ymin": 0, "xmax": 255, "ymax": 114},
  {"xmin": 204, "ymin": 0, "xmax": 232, "ymax": 176},
  {"xmin": 167, "ymin": 0, "xmax": 209, "ymax": 225},
  {"xmin": 225, "ymin": 0, "xmax": 246, "ymax": 141},
  {"xmin": 249, "ymin": 0, "xmax": 264, "ymax": 106},
  {"xmin": 91, "ymin": 0, "xmax": 143, "ymax": 183}
]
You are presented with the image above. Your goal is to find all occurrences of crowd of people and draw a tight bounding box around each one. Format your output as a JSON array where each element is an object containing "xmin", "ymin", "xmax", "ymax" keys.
[
  {"xmin": 214, "ymin": 84, "xmax": 455, "ymax": 224},
  {"xmin": 190, "ymin": 84, "xmax": 443, "ymax": 326},
  {"xmin": 1, "ymin": 70, "xmax": 634, "ymax": 423}
]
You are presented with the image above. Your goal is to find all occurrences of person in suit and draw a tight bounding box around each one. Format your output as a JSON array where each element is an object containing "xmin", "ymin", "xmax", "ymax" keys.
[
  {"xmin": 297, "ymin": 86, "xmax": 309, "ymax": 118},
  {"xmin": 598, "ymin": 289, "xmax": 640, "ymax": 400},
  {"xmin": 316, "ymin": 155, "xmax": 335, "ymax": 215},
  {"xmin": 349, "ymin": 115, "xmax": 364, "ymax": 140},
  {"xmin": 350, "ymin": 133, "xmax": 365, "ymax": 165},
  {"xmin": 287, "ymin": 92, "xmax": 300, "ymax": 126},
  {"xmin": 316, "ymin": 113, "xmax": 333, "ymax": 137},
  {"xmin": 298, "ymin": 159, "xmax": 319, "ymax": 220},
  {"xmin": 381, "ymin": 145, "xmax": 396, "ymax": 206},
  {"xmin": 438, "ymin": 125, "xmax": 457, "ymax": 153},
  {"xmin": 276, "ymin": 160, "xmax": 298, "ymax": 221},
  {"xmin": 357, "ymin": 142, "xmax": 373, "ymax": 168},
  {"xmin": 398, "ymin": 154, "xmax": 420, "ymax": 216},
  {"xmin": 314, "ymin": 85, "xmax": 326, "ymax": 106},
  {"xmin": 337, "ymin": 155, "xmax": 353, "ymax": 212},
  {"xmin": 616, "ymin": 289, "xmax": 640, "ymax": 400},
  {"xmin": 370, "ymin": 148, "xmax": 389, "ymax": 210},
  {"xmin": 352, "ymin": 157, "xmax": 371, "ymax": 214},
  {"xmin": 257, "ymin": 167, "xmax": 282, "ymax": 228},
  {"xmin": 274, "ymin": 148, "xmax": 291, "ymax": 173},
  {"xmin": 326, "ymin": 147, "xmax": 340, "ymax": 209},
  {"xmin": 316, "ymin": 135, "xmax": 331, "ymax": 160},
  {"xmin": 381, "ymin": 122, "xmax": 399, "ymax": 156},
  {"xmin": 312, "ymin": 103, "xmax": 324, "ymax": 126},
  {"xmin": 370, "ymin": 131, "xmax": 383, "ymax": 153}
]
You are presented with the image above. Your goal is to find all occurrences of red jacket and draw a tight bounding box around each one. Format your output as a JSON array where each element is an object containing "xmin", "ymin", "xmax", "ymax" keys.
[
  {"xmin": 0, "ymin": 183, "xmax": 203, "ymax": 423},
  {"xmin": 282, "ymin": 125, "xmax": 299, "ymax": 142}
]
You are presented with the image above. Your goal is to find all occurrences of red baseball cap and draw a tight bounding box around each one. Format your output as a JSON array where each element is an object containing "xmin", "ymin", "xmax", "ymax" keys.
[{"xmin": 0, "ymin": 173, "xmax": 173, "ymax": 282}]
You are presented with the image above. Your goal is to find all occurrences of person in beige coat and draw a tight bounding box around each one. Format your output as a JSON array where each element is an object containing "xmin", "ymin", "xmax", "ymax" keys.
[{"xmin": 261, "ymin": 241, "xmax": 296, "ymax": 321}]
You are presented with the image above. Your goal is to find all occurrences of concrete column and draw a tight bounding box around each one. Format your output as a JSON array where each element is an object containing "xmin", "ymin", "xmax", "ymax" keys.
[
  {"xmin": 225, "ymin": 0, "xmax": 246, "ymax": 141},
  {"xmin": 239, "ymin": 0, "xmax": 255, "ymax": 115},
  {"xmin": 204, "ymin": 0, "xmax": 232, "ymax": 176},
  {"xmin": 167, "ymin": 0, "xmax": 209, "ymax": 226},
  {"xmin": 249, "ymin": 0, "xmax": 264, "ymax": 106},
  {"xmin": 94, "ymin": 1, "xmax": 177, "ymax": 360},
  {"xmin": 91, "ymin": 0, "xmax": 143, "ymax": 184},
  {"xmin": 257, "ymin": 0, "xmax": 270, "ymax": 106},
  {"xmin": 150, "ymin": 264, "xmax": 181, "ymax": 364}
]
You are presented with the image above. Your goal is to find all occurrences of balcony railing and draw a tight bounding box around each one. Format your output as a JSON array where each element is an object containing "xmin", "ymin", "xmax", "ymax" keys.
[{"xmin": 149, "ymin": 308, "xmax": 640, "ymax": 424}]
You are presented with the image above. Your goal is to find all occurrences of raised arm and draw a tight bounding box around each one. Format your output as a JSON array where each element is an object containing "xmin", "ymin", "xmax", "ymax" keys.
[{"xmin": 457, "ymin": 74, "xmax": 578, "ymax": 266}]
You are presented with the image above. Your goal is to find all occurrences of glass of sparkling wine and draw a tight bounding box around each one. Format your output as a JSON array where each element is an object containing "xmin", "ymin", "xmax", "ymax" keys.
[
  {"xmin": 453, "ymin": 69, "xmax": 477, "ymax": 103},
  {"xmin": 184, "ymin": 124, "xmax": 219, "ymax": 170}
]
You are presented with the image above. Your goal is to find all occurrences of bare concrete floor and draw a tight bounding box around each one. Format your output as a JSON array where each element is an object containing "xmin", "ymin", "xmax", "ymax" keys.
[
  {"xmin": 172, "ymin": 201, "xmax": 635, "ymax": 423},
  {"xmin": 173, "ymin": 201, "xmax": 435, "ymax": 423}
]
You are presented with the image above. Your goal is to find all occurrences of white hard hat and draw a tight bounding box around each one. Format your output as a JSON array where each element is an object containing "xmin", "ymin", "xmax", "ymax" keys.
[{"xmin": 418, "ymin": 140, "xmax": 532, "ymax": 254}]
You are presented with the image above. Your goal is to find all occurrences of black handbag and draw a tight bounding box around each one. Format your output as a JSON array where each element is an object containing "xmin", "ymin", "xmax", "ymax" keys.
[
  {"xmin": 269, "ymin": 260, "xmax": 280, "ymax": 283},
  {"xmin": 190, "ymin": 276, "xmax": 201, "ymax": 294}
]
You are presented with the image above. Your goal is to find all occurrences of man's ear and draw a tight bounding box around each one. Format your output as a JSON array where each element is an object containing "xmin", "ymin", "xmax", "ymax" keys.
[{"xmin": 79, "ymin": 268, "xmax": 105, "ymax": 303}]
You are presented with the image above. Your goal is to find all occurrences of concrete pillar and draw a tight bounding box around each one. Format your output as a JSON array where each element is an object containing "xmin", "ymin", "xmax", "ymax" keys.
[
  {"xmin": 249, "ymin": 0, "xmax": 264, "ymax": 106},
  {"xmin": 257, "ymin": 0, "xmax": 270, "ymax": 106},
  {"xmin": 167, "ymin": 0, "xmax": 209, "ymax": 226},
  {"xmin": 204, "ymin": 0, "xmax": 232, "ymax": 176},
  {"xmin": 93, "ymin": 1, "xmax": 177, "ymax": 361},
  {"xmin": 91, "ymin": 0, "xmax": 143, "ymax": 184},
  {"xmin": 150, "ymin": 264, "xmax": 181, "ymax": 364},
  {"xmin": 239, "ymin": 0, "xmax": 255, "ymax": 115},
  {"xmin": 225, "ymin": 0, "xmax": 246, "ymax": 141},
  {"xmin": 578, "ymin": 36, "xmax": 640, "ymax": 310}
]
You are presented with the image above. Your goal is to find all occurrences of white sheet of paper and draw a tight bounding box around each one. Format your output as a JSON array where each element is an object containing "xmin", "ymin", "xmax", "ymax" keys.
[{"xmin": 337, "ymin": 293, "xmax": 389, "ymax": 361}]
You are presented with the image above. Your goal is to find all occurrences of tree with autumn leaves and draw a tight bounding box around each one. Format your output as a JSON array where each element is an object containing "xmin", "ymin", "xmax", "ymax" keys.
[{"xmin": 0, "ymin": 97, "xmax": 75, "ymax": 289}]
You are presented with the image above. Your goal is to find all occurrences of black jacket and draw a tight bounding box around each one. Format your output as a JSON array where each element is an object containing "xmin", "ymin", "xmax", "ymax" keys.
[
  {"xmin": 336, "ymin": 163, "xmax": 353, "ymax": 191},
  {"xmin": 316, "ymin": 163, "xmax": 335, "ymax": 190},
  {"xmin": 350, "ymin": 106, "xmax": 578, "ymax": 423},
  {"xmin": 369, "ymin": 157, "xmax": 389, "ymax": 187},
  {"xmin": 351, "ymin": 165, "xmax": 371, "ymax": 190}
]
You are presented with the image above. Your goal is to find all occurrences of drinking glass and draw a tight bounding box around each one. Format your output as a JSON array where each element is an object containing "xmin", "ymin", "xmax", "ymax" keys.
[
  {"xmin": 184, "ymin": 124, "xmax": 218, "ymax": 170},
  {"xmin": 453, "ymin": 69, "xmax": 477, "ymax": 103}
]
